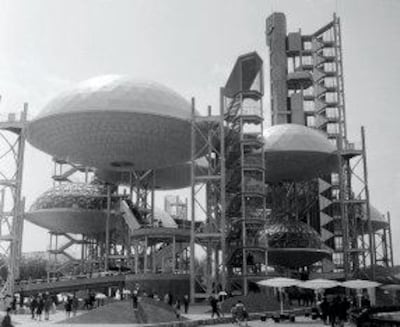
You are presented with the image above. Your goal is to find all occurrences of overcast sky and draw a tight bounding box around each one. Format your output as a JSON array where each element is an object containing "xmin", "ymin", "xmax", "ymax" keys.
[{"xmin": 0, "ymin": 0, "xmax": 399, "ymax": 263}]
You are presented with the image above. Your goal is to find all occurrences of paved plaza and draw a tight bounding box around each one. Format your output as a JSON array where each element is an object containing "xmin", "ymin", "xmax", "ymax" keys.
[{"xmin": 1, "ymin": 307, "xmax": 355, "ymax": 327}]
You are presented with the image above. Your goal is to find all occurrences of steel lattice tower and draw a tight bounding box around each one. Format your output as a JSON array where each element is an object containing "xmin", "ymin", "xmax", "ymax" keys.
[{"xmin": 0, "ymin": 104, "xmax": 27, "ymax": 301}]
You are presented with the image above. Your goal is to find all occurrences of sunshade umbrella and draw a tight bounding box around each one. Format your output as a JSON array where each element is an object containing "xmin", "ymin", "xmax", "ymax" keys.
[
  {"xmin": 257, "ymin": 278, "xmax": 301, "ymax": 314},
  {"xmin": 341, "ymin": 279, "xmax": 381, "ymax": 289},
  {"xmin": 258, "ymin": 277, "xmax": 300, "ymax": 288},
  {"xmin": 380, "ymin": 284, "xmax": 400, "ymax": 291},
  {"xmin": 95, "ymin": 293, "xmax": 107, "ymax": 299},
  {"xmin": 299, "ymin": 279, "xmax": 341, "ymax": 303},
  {"xmin": 342, "ymin": 279, "xmax": 381, "ymax": 307},
  {"xmin": 299, "ymin": 279, "xmax": 341, "ymax": 290}
]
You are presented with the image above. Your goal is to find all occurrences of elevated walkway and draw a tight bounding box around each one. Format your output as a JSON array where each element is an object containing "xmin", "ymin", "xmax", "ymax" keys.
[{"xmin": 15, "ymin": 273, "xmax": 126, "ymax": 295}]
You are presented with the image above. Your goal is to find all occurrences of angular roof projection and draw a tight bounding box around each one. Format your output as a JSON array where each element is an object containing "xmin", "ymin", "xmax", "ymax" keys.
[
  {"xmin": 263, "ymin": 124, "xmax": 338, "ymax": 183},
  {"xmin": 27, "ymin": 75, "xmax": 198, "ymax": 171},
  {"xmin": 224, "ymin": 52, "xmax": 264, "ymax": 98}
]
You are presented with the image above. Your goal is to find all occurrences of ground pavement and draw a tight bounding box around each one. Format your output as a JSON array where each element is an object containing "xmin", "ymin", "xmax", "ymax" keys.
[{"xmin": 0, "ymin": 306, "xmax": 354, "ymax": 327}]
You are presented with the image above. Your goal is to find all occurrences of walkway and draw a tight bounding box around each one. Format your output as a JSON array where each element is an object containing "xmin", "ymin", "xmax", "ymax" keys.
[{"xmin": 1, "ymin": 306, "xmax": 355, "ymax": 327}]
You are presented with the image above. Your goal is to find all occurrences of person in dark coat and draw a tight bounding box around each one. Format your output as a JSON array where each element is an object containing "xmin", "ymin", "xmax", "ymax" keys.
[
  {"xmin": 319, "ymin": 297, "xmax": 329, "ymax": 325},
  {"xmin": 1, "ymin": 308, "xmax": 13, "ymax": 327},
  {"xmin": 29, "ymin": 296, "xmax": 37, "ymax": 320},
  {"xmin": 132, "ymin": 291, "xmax": 138, "ymax": 309},
  {"xmin": 183, "ymin": 294, "xmax": 189, "ymax": 314},
  {"xmin": 44, "ymin": 295, "xmax": 53, "ymax": 320},
  {"xmin": 65, "ymin": 296, "xmax": 72, "ymax": 318},
  {"xmin": 36, "ymin": 295, "xmax": 44, "ymax": 321},
  {"xmin": 210, "ymin": 296, "xmax": 220, "ymax": 318}
]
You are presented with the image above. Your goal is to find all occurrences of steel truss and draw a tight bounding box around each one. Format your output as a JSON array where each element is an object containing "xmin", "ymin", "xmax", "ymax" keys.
[
  {"xmin": 223, "ymin": 53, "xmax": 267, "ymax": 295},
  {"xmin": 190, "ymin": 99, "xmax": 226, "ymax": 302},
  {"xmin": 0, "ymin": 105, "xmax": 27, "ymax": 302}
]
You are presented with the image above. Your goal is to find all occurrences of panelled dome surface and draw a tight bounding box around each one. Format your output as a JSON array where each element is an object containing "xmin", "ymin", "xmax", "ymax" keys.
[
  {"xmin": 263, "ymin": 124, "xmax": 338, "ymax": 183},
  {"xmin": 258, "ymin": 218, "xmax": 332, "ymax": 267},
  {"xmin": 26, "ymin": 183, "xmax": 120, "ymax": 235},
  {"xmin": 27, "ymin": 75, "xmax": 197, "ymax": 171}
]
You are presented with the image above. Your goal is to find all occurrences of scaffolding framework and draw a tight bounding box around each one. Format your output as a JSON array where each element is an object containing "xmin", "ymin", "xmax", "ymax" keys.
[
  {"xmin": 265, "ymin": 12, "xmax": 389, "ymax": 277},
  {"xmin": 223, "ymin": 53, "xmax": 267, "ymax": 295},
  {"xmin": 0, "ymin": 105, "xmax": 27, "ymax": 300},
  {"xmin": 190, "ymin": 98, "xmax": 226, "ymax": 302}
]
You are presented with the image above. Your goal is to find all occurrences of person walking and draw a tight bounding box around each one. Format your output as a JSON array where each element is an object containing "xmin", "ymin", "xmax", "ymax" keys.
[
  {"xmin": 210, "ymin": 295, "xmax": 220, "ymax": 318},
  {"xmin": 65, "ymin": 296, "xmax": 72, "ymax": 319},
  {"xmin": 174, "ymin": 300, "xmax": 181, "ymax": 319},
  {"xmin": 36, "ymin": 295, "xmax": 44, "ymax": 321},
  {"xmin": 183, "ymin": 294, "xmax": 189, "ymax": 314},
  {"xmin": 132, "ymin": 290, "xmax": 138, "ymax": 310},
  {"xmin": 319, "ymin": 297, "xmax": 329, "ymax": 325},
  {"xmin": 29, "ymin": 296, "xmax": 37, "ymax": 320},
  {"xmin": 44, "ymin": 295, "xmax": 53, "ymax": 321},
  {"xmin": 72, "ymin": 296, "xmax": 79, "ymax": 316}
]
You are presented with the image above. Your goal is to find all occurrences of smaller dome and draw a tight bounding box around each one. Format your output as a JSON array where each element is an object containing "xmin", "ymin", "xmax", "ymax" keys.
[
  {"xmin": 26, "ymin": 183, "xmax": 120, "ymax": 235},
  {"xmin": 360, "ymin": 204, "xmax": 389, "ymax": 232},
  {"xmin": 263, "ymin": 124, "xmax": 338, "ymax": 183},
  {"xmin": 30, "ymin": 183, "xmax": 110, "ymax": 212},
  {"xmin": 258, "ymin": 218, "xmax": 331, "ymax": 267}
]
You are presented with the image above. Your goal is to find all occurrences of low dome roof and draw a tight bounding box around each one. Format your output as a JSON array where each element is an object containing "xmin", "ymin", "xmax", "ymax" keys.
[{"xmin": 263, "ymin": 124, "xmax": 338, "ymax": 182}]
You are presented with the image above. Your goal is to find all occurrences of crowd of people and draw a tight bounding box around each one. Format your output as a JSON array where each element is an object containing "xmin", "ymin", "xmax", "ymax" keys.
[{"xmin": 317, "ymin": 294, "xmax": 371, "ymax": 327}]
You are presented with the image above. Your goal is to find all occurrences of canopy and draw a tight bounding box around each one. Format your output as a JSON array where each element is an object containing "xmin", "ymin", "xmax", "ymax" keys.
[
  {"xmin": 257, "ymin": 277, "xmax": 300, "ymax": 288},
  {"xmin": 299, "ymin": 279, "xmax": 341, "ymax": 290},
  {"xmin": 341, "ymin": 279, "xmax": 381, "ymax": 289}
]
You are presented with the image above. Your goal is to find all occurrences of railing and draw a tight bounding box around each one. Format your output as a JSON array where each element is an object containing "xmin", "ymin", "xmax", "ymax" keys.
[
  {"xmin": 243, "ymin": 179, "xmax": 265, "ymax": 194},
  {"xmin": 243, "ymin": 156, "xmax": 263, "ymax": 167},
  {"xmin": 241, "ymin": 105, "xmax": 262, "ymax": 117},
  {"xmin": 0, "ymin": 112, "xmax": 28, "ymax": 123}
]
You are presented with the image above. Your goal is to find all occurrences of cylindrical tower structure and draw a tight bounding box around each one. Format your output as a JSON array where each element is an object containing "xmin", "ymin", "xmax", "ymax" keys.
[{"xmin": 266, "ymin": 12, "xmax": 288, "ymax": 125}]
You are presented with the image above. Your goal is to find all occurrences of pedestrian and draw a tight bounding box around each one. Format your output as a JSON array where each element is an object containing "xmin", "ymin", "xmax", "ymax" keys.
[
  {"xmin": 36, "ymin": 295, "xmax": 44, "ymax": 321},
  {"xmin": 10, "ymin": 297, "xmax": 16, "ymax": 314},
  {"xmin": 65, "ymin": 296, "xmax": 72, "ymax": 319},
  {"xmin": 235, "ymin": 301, "xmax": 248, "ymax": 327},
  {"xmin": 132, "ymin": 290, "xmax": 138, "ymax": 310},
  {"xmin": 1, "ymin": 308, "xmax": 13, "ymax": 327},
  {"xmin": 44, "ymin": 295, "xmax": 53, "ymax": 321},
  {"xmin": 319, "ymin": 296, "xmax": 329, "ymax": 325},
  {"xmin": 210, "ymin": 295, "xmax": 220, "ymax": 318},
  {"xmin": 72, "ymin": 296, "xmax": 79, "ymax": 316},
  {"xmin": 183, "ymin": 294, "xmax": 189, "ymax": 314},
  {"xmin": 29, "ymin": 296, "xmax": 37, "ymax": 320},
  {"xmin": 168, "ymin": 292, "xmax": 173, "ymax": 306},
  {"xmin": 174, "ymin": 299, "xmax": 181, "ymax": 319},
  {"xmin": 329, "ymin": 296, "xmax": 341, "ymax": 327},
  {"xmin": 231, "ymin": 304, "xmax": 238, "ymax": 324}
]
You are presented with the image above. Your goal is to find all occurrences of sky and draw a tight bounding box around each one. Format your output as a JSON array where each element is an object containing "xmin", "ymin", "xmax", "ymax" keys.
[{"xmin": 0, "ymin": 0, "xmax": 399, "ymax": 263}]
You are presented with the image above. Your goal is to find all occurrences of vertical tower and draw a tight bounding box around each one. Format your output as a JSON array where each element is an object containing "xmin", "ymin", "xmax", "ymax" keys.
[
  {"xmin": 190, "ymin": 99, "xmax": 226, "ymax": 302},
  {"xmin": 265, "ymin": 13, "xmax": 388, "ymax": 277},
  {"xmin": 223, "ymin": 53, "xmax": 267, "ymax": 295},
  {"xmin": 0, "ymin": 105, "xmax": 27, "ymax": 299}
]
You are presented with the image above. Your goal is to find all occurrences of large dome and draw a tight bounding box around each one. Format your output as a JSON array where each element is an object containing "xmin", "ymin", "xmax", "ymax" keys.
[
  {"xmin": 27, "ymin": 75, "xmax": 196, "ymax": 171},
  {"xmin": 263, "ymin": 124, "xmax": 338, "ymax": 183}
]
